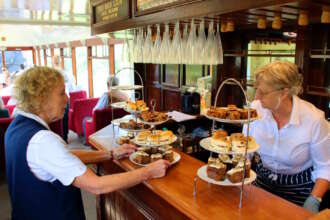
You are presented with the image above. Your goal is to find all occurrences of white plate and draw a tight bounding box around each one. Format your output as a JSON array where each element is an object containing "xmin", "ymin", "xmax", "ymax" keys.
[
  {"xmin": 139, "ymin": 117, "xmax": 170, "ymax": 125},
  {"xmin": 203, "ymin": 108, "xmax": 259, "ymax": 124},
  {"xmin": 118, "ymin": 125, "xmax": 152, "ymax": 132},
  {"xmin": 132, "ymin": 135, "xmax": 177, "ymax": 147},
  {"xmin": 111, "ymin": 85, "xmax": 143, "ymax": 90},
  {"xmin": 129, "ymin": 151, "xmax": 181, "ymax": 167},
  {"xmin": 110, "ymin": 101, "xmax": 127, "ymax": 109},
  {"xmin": 199, "ymin": 137, "xmax": 259, "ymax": 155},
  {"xmin": 197, "ymin": 165, "xmax": 256, "ymax": 186},
  {"xmin": 124, "ymin": 107, "xmax": 149, "ymax": 114},
  {"xmin": 112, "ymin": 115, "xmax": 141, "ymax": 126}
]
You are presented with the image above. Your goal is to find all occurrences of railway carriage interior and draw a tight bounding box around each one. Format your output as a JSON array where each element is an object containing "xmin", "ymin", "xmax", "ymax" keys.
[{"xmin": 0, "ymin": 0, "xmax": 329, "ymax": 219}]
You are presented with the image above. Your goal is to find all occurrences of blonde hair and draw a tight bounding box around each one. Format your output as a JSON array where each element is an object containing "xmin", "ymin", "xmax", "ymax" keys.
[
  {"xmin": 254, "ymin": 61, "xmax": 303, "ymax": 96},
  {"xmin": 13, "ymin": 66, "xmax": 64, "ymax": 114}
]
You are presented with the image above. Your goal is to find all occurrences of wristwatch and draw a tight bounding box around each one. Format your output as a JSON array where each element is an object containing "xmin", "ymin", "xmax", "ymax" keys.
[{"xmin": 311, "ymin": 194, "xmax": 322, "ymax": 203}]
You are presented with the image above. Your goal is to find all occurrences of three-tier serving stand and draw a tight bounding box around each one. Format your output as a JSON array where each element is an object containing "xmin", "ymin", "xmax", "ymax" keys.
[{"xmin": 196, "ymin": 78, "xmax": 258, "ymax": 209}]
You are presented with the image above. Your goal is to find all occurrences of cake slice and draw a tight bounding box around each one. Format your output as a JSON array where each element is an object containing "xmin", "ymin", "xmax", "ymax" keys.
[
  {"xmin": 207, "ymin": 162, "xmax": 227, "ymax": 181},
  {"xmin": 150, "ymin": 153, "xmax": 163, "ymax": 162},
  {"xmin": 134, "ymin": 151, "xmax": 150, "ymax": 164},
  {"xmin": 227, "ymin": 167, "xmax": 244, "ymax": 183}
]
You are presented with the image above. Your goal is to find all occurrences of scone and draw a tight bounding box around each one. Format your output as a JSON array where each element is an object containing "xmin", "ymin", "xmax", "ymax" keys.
[{"xmin": 211, "ymin": 136, "xmax": 231, "ymax": 153}]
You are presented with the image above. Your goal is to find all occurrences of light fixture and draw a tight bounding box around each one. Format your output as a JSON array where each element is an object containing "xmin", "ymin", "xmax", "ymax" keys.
[
  {"xmin": 321, "ymin": 6, "xmax": 330, "ymax": 23},
  {"xmin": 272, "ymin": 13, "xmax": 282, "ymax": 30},
  {"xmin": 257, "ymin": 16, "xmax": 267, "ymax": 29},
  {"xmin": 220, "ymin": 21, "xmax": 227, "ymax": 32},
  {"xmin": 226, "ymin": 19, "xmax": 234, "ymax": 32},
  {"xmin": 298, "ymin": 10, "xmax": 309, "ymax": 26}
]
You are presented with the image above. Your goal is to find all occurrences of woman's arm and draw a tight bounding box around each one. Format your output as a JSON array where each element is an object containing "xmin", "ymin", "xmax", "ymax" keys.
[
  {"xmin": 72, "ymin": 159, "xmax": 170, "ymax": 195},
  {"xmin": 70, "ymin": 149, "xmax": 110, "ymax": 165},
  {"xmin": 311, "ymin": 178, "xmax": 329, "ymax": 198}
]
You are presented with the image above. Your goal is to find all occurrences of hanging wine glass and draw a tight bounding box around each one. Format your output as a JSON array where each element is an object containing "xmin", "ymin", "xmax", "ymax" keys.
[
  {"xmin": 195, "ymin": 19, "xmax": 206, "ymax": 64},
  {"xmin": 187, "ymin": 19, "xmax": 197, "ymax": 64},
  {"xmin": 152, "ymin": 24, "xmax": 161, "ymax": 64},
  {"xmin": 143, "ymin": 25, "xmax": 152, "ymax": 63},
  {"xmin": 216, "ymin": 23, "xmax": 224, "ymax": 64},
  {"xmin": 181, "ymin": 23, "xmax": 188, "ymax": 64}
]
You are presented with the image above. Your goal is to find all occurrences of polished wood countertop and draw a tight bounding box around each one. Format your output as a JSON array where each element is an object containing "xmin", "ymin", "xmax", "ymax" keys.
[{"xmin": 89, "ymin": 124, "xmax": 313, "ymax": 220}]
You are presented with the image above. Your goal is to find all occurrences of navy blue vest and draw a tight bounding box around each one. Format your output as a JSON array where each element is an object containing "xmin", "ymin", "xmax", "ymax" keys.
[{"xmin": 5, "ymin": 115, "xmax": 85, "ymax": 220}]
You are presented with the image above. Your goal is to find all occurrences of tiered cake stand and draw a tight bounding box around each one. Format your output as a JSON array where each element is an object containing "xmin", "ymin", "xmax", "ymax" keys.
[{"xmin": 196, "ymin": 78, "xmax": 259, "ymax": 209}]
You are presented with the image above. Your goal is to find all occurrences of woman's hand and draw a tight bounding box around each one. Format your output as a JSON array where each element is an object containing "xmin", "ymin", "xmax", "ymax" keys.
[
  {"xmin": 112, "ymin": 144, "xmax": 137, "ymax": 160},
  {"xmin": 143, "ymin": 159, "xmax": 171, "ymax": 179}
]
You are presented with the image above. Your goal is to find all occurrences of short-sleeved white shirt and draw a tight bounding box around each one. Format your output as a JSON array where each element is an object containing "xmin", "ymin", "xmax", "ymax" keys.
[{"xmin": 17, "ymin": 109, "xmax": 86, "ymax": 186}]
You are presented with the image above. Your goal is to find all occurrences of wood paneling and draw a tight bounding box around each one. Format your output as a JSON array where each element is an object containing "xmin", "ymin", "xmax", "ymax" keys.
[
  {"xmin": 163, "ymin": 88, "xmax": 181, "ymax": 111},
  {"xmin": 147, "ymin": 86, "xmax": 161, "ymax": 111}
]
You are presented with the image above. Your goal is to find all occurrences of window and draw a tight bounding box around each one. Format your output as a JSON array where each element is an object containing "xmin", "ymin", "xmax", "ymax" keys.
[
  {"xmin": 92, "ymin": 45, "xmax": 109, "ymax": 97},
  {"xmin": 75, "ymin": 47, "xmax": 89, "ymax": 96},
  {"xmin": 46, "ymin": 49, "xmax": 52, "ymax": 67},
  {"xmin": 185, "ymin": 65, "xmax": 204, "ymax": 87},
  {"xmin": 40, "ymin": 49, "xmax": 44, "ymax": 66},
  {"xmin": 4, "ymin": 51, "xmax": 25, "ymax": 73},
  {"xmin": 21, "ymin": 50, "xmax": 34, "ymax": 68},
  {"xmin": 114, "ymin": 44, "xmax": 134, "ymax": 99},
  {"xmin": 246, "ymin": 41, "xmax": 296, "ymax": 100},
  {"xmin": 63, "ymin": 48, "xmax": 73, "ymax": 83}
]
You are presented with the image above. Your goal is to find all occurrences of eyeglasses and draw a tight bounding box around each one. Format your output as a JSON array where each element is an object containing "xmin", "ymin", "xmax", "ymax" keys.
[{"xmin": 254, "ymin": 87, "xmax": 283, "ymax": 99}]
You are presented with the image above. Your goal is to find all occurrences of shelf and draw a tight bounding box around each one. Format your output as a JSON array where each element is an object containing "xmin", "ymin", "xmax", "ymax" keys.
[{"xmin": 306, "ymin": 86, "xmax": 330, "ymax": 97}]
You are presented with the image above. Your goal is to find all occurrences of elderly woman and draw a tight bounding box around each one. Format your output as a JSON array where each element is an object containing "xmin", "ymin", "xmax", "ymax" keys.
[
  {"xmin": 244, "ymin": 61, "xmax": 329, "ymax": 213},
  {"xmin": 93, "ymin": 75, "xmax": 129, "ymax": 111},
  {"xmin": 5, "ymin": 67, "xmax": 170, "ymax": 220}
]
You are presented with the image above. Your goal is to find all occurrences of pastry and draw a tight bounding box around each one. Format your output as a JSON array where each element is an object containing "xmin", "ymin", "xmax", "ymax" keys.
[
  {"xmin": 150, "ymin": 153, "xmax": 163, "ymax": 162},
  {"xmin": 207, "ymin": 161, "xmax": 227, "ymax": 181},
  {"xmin": 211, "ymin": 136, "xmax": 231, "ymax": 153},
  {"xmin": 118, "ymin": 136, "xmax": 130, "ymax": 145},
  {"xmin": 218, "ymin": 154, "xmax": 233, "ymax": 171},
  {"xmin": 159, "ymin": 130, "xmax": 173, "ymax": 143},
  {"xmin": 158, "ymin": 145, "xmax": 173, "ymax": 154},
  {"xmin": 208, "ymin": 156, "xmax": 217, "ymax": 165},
  {"xmin": 227, "ymin": 167, "xmax": 244, "ymax": 183},
  {"xmin": 226, "ymin": 110, "xmax": 241, "ymax": 120},
  {"xmin": 147, "ymin": 134, "xmax": 160, "ymax": 145},
  {"xmin": 227, "ymin": 104, "xmax": 237, "ymax": 111},
  {"xmin": 231, "ymin": 135, "xmax": 256, "ymax": 153},
  {"xmin": 134, "ymin": 151, "xmax": 150, "ymax": 164},
  {"xmin": 212, "ymin": 130, "xmax": 228, "ymax": 139},
  {"xmin": 136, "ymin": 131, "xmax": 151, "ymax": 144},
  {"xmin": 232, "ymin": 155, "xmax": 244, "ymax": 167},
  {"xmin": 163, "ymin": 150, "xmax": 174, "ymax": 162},
  {"xmin": 236, "ymin": 159, "xmax": 251, "ymax": 178}
]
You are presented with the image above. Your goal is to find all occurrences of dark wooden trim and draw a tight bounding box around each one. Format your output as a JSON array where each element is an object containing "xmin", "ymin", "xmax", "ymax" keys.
[
  {"xmin": 60, "ymin": 48, "xmax": 64, "ymax": 69},
  {"xmin": 43, "ymin": 49, "xmax": 47, "ymax": 65},
  {"xmin": 37, "ymin": 48, "xmax": 41, "ymax": 65},
  {"xmin": 109, "ymin": 44, "xmax": 115, "ymax": 75},
  {"xmin": 50, "ymin": 48, "xmax": 54, "ymax": 66},
  {"xmin": 87, "ymin": 46, "xmax": 94, "ymax": 97},
  {"xmin": 92, "ymin": 0, "xmax": 297, "ymax": 34},
  {"xmin": 71, "ymin": 47, "xmax": 77, "ymax": 84}
]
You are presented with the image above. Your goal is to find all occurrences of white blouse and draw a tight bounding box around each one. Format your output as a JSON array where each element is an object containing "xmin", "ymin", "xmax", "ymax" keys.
[
  {"xmin": 243, "ymin": 96, "xmax": 330, "ymax": 182},
  {"xmin": 16, "ymin": 109, "xmax": 86, "ymax": 186}
]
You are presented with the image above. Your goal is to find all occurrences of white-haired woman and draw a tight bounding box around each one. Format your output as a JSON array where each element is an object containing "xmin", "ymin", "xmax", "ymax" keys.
[
  {"xmin": 244, "ymin": 61, "xmax": 329, "ymax": 213},
  {"xmin": 5, "ymin": 67, "xmax": 169, "ymax": 220}
]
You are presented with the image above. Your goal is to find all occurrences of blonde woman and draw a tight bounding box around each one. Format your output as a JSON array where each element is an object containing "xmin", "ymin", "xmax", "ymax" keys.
[
  {"xmin": 5, "ymin": 67, "xmax": 169, "ymax": 220},
  {"xmin": 244, "ymin": 61, "xmax": 329, "ymax": 213}
]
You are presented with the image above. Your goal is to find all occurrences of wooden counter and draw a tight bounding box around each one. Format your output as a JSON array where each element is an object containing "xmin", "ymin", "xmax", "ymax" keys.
[{"xmin": 89, "ymin": 124, "xmax": 313, "ymax": 220}]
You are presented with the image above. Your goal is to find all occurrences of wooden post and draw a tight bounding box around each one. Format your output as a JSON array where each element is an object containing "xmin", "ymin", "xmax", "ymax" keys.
[
  {"xmin": 71, "ymin": 47, "xmax": 77, "ymax": 84},
  {"xmin": 60, "ymin": 48, "xmax": 64, "ymax": 69},
  {"xmin": 50, "ymin": 48, "xmax": 55, "ymax": 67},
  {"xmin": 32, "ymin": 48, "xmax": 36, "ymax": 65},
  {"xmin": 87, "ymin": 46, "xmax": 94, "ymax": 98},
  {"xmin": 43, "ymin": 49, "xmax": 47, "ymax": 65},
  {"xmin": 109, "ymin": 44, "xmax": 115, "ymax": 75}
]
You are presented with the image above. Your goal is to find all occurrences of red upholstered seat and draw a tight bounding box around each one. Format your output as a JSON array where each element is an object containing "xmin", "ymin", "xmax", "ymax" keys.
[
  {"xmin": 69, "ymin": 90, "xmax": 87, "ymax": 110},
  {"xmin": 49, "ymin": 119, "xmax": 63, "ymax": 138},
  {"xmin": 84, "ymin": 107, "xmax": 128, "ymax": 145},
  {"xmin": 0, "ymin": 117, "xmax": 13, "ymax": 175},
  {"xmin": 69, "ymin": 98, "xmax": 99, "ymax": 136},
  {"xmin": 6, "ymin": 105, "xmax": 16, "ymax": 116},
  {"xmin": 1, "ymin": 96, "xmax": 11, "ymax": 106}
]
